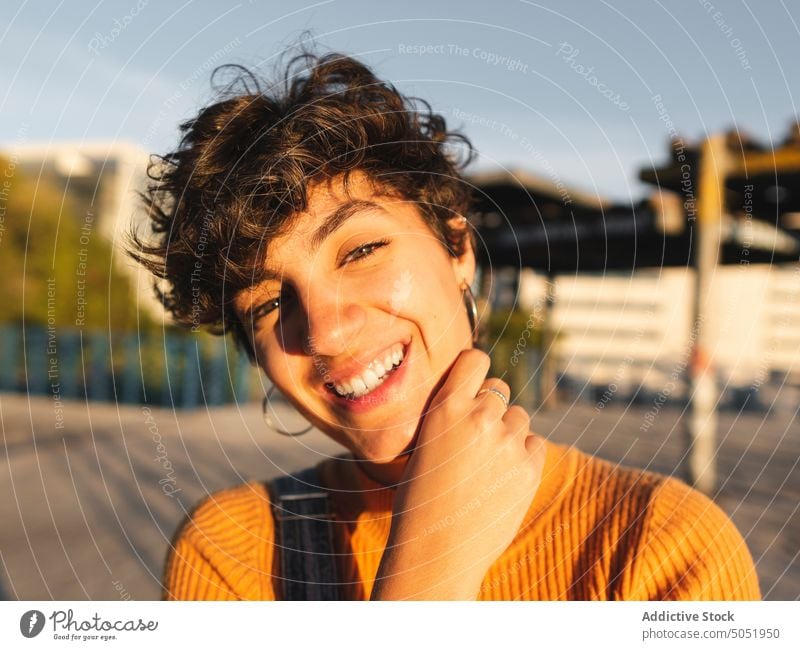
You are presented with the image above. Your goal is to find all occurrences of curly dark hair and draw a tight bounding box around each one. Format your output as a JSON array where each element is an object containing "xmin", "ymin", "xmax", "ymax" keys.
[{"xmin": 126, "ymin": 49, "xmax": 477, "ymax": 362}]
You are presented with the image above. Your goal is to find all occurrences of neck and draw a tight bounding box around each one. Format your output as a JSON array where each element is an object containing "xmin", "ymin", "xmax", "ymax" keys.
[{"xmin": 357, "ymin": 454, "xmax": 410, "ymax": 488}]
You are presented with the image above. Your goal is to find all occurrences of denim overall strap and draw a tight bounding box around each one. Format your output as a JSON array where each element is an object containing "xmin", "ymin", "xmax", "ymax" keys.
[{"xmin": 268, "ymin": 466, "xmax": 340, "ymax": 600}]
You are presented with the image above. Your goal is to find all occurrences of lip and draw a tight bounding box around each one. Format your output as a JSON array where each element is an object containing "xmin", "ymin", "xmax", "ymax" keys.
[
  {"xmin": 320, "ymin": 339, "xmax": 411, "ymax": 414},
  {"xmin": 321, "ymin": 336, "xmax": 411, "ymax": 385}
]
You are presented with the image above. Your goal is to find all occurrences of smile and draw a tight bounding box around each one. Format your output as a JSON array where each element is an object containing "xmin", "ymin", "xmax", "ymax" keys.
[{"xmin": 325, "ymin": 342, "xmax": 406, "ymax": 398}]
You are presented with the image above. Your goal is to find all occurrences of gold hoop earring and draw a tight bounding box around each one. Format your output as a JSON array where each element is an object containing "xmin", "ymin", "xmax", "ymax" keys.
[
  {"xmin": 462, "ymin": 280, "xmax": 479, "ymax": 344},
  {"xmin": 262, "ymin": 385, "xmax": 314, "ymax": 436}
]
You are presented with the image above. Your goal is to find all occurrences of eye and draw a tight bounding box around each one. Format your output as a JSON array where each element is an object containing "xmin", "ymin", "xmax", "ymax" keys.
[
  {"xmin": 342, "ymin": 238, "xmax": 390, "ymax": 265},
  {"xmin": 250, "ymin": 289, "xmax": 292, "ymax": 325},
  {"xmin": 250, "ymin": 295, "xmax": 282, "ymax": 323}
]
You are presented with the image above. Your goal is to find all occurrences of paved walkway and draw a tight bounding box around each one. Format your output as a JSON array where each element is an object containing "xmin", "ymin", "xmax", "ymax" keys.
[{"xmin": 1, "ymin": 391, "xmax": 797, "ymax": 599}]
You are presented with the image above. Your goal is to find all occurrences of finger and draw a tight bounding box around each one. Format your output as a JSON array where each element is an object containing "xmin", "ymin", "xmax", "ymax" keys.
[
  {"xmin": 501, "ymin": 405, "xmax": 531, "ymax": 435},
  {"xmin": 476, "ymin": 378, "xmax": 511, "ymax": 409},
  {"xmin": 432, "ymin": 348, "xmax": 491, "ymax": 407},
  {"xmin": 525, "ymin": 434, "xmax": 547, "ymax": 470}
]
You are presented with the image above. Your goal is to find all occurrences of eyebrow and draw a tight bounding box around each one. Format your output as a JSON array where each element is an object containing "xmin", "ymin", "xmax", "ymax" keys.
[
  {"xmin": 258, "ymin": 199, "xmax": 382, "ymax": 282},
  {"xmin": 310, "ymin": 199, "xmax": 381, "ymax": 251}
]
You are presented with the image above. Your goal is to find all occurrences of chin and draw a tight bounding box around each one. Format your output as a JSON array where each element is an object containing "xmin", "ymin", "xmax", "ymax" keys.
[{"xmin": 348, "ymin": 425, "xmax": 418, "ymax": 464}]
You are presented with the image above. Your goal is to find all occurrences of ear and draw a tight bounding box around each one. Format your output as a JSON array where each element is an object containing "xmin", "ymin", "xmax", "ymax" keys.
[{"xmin": 448, "ymin": 216, "xmax": 476, "ymax": 288}]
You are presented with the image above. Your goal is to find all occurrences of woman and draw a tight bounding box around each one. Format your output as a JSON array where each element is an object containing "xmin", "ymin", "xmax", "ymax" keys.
[{"xmin": 128, "ymin": 51, "xmax": 760, "ymax": 600}]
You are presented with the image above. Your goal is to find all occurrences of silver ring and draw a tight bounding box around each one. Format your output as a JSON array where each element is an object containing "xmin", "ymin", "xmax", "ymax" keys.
[{"xmin": 477, "ymin": 387, "xmax": 509, "ymax": 409}]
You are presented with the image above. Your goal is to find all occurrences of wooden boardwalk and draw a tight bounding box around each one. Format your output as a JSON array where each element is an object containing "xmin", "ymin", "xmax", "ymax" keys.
[{"xmin": 1, "ymin": 390, "xmax": 797, "ymax": 600}]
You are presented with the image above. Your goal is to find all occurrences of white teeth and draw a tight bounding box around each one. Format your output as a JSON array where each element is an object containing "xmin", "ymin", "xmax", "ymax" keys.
[
  {"xmin": 330, "ymin": 342, "xmax": 406, "ymax": 398},
  {"xmin": 361, "ymin": 368, "xmax": 381, "ymax": 391},
  {"xmin": 350, "ymin": 377, "xmax": 367, "ymax": 395},
  {"xmin": 371, "ymin": 360, "xmax": 387, "ymax": 378}
]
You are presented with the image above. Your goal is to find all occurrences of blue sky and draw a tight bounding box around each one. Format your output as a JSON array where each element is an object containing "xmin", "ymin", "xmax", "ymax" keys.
[{"xmin": 2, "ymin": 0, "xmax": 798, "ymax": 201}]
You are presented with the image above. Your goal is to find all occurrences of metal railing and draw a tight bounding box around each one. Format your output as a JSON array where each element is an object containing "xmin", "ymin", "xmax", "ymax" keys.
[{"xmin": 0, "ymin": 324, "xmax": 259, "ymax": 408}]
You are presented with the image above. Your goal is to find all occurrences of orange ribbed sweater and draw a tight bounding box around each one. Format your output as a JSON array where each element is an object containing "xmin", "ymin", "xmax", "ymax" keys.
[{"xmin": 163, "ymin": 439, "xmax": 761, "ymax": 600}]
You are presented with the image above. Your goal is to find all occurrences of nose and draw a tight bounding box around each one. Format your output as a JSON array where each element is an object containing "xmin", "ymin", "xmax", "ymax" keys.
[{"xmin": 301, "ymin": 285, "xmax": 367, "ymax": 359}]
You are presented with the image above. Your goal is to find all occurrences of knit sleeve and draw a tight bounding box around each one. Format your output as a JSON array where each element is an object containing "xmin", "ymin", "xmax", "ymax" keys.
[
  {"xmin": 626, "ymin": 476, "xmax": 761, "ymax": 601},
  {"xmin": 162, "ymin": 483, "xmax": 278, "ymax": 601}
]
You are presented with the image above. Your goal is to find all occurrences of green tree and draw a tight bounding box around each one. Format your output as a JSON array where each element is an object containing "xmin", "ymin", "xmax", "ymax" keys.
[{"xmin": 0, "ymin": 155, "xmax": 149, "ymax": 331}]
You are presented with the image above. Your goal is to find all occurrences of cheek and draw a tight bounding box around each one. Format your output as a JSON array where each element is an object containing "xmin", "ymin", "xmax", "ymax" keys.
[
  {"xmin": 341, "ymin": 262, "xmax": 417, "ymax": 315},
  {"xmin": 373, "ymin": 256, "xmax": 457, "ymax": 316},
  {"xmin": 257, "ymin": 340, "xmax": 300, "ymax": 388},
  {"xmin": 412, "ymin": 265, "xmax": 461, "ymax": 320}
]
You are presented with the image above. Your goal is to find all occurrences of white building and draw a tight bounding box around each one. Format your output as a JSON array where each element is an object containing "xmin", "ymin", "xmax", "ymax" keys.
[{"xmin": 515, "ymin": 264, "xmax": 800, "ymax": 402}]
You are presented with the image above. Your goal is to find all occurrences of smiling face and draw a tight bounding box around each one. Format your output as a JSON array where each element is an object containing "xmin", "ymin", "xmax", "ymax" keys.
[{"xmin": 234, "ymin": 172, "xmax": 476, "ymax": 474}]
